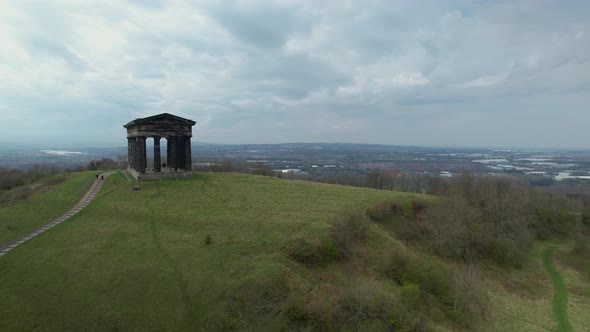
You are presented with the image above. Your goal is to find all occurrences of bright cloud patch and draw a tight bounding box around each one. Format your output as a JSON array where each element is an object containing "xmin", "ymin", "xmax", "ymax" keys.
[{"xmin": 391, "ymin": 72, "xmax": 429, "ymax": 87}]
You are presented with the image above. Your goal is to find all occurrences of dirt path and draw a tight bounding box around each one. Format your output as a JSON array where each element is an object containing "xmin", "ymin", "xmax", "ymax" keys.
[
  {"xmin": 0, "ymin": 172, "xmax": 114, "ymax": 257},
  {"xmin": 542, "ymin": 246, "xmax": 573, "ymax": 332}
]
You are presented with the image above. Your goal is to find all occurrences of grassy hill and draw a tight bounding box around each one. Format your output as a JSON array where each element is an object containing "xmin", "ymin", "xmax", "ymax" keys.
[
  {"xmin": 0, "ymin": 171, "xmax": 95, "ymax": 246},
  {"xmin": 0, "ymin": 172, "xmax": 429, "ymax": 330},
  {"xmin": 0, "ymin": 172, "xmax": 588, "ymax": 331}
]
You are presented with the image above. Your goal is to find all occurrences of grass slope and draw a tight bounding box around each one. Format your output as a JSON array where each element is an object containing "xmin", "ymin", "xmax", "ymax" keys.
[
  {"xmin": 0, "ymin": 171, "xmax": 96, "ymax": 246},
  {"xmin": 555, "ymin": 247, "xmax": 590, "ymax": 331},
  {"xmin": 485, "ymin": 244, "xmax": 556, "ymax": 332},
  {"xmin": 542, "ymin": 247, "xmax": 573, "ymax": 332},
  {"xmin": 0, "ymin": 172, "xmax": 426, "ymax": 330}
]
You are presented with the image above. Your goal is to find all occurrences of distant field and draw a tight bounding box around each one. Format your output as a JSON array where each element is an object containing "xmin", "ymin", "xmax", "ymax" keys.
[
  {"xmin": 0, "ymin": 172, "xmax": 425, "ymax": 330},
  {"xmin": 0, "ymin": 171, "xmax": 96, "ymax": 246}
]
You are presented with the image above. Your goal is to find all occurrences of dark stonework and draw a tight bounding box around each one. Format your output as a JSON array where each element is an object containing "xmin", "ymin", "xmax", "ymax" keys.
[
  {"xmin": 177, "ymin": 136, "xmax": 186, "ymax": 170},
  {"xmin": 136, "ymin": 136, "xmax": 147, "ymax": 174},
  {"xmin": 127, "ymin": 137, "xmax": 134, "ymax": 169},
  {"xmin": 154, "ymin": 136, "xmax": 161, "ymax": 173},
  {"xmin": 184, "ymin": 136, "xmax": 192, "ymax": 171},
  {"xmin": 167, "ymin": 136, "xmax": 177, "ymax": 170},
  {"xmin": 124, "ymin": 113, "xmax": 196, "ymax": 179}
]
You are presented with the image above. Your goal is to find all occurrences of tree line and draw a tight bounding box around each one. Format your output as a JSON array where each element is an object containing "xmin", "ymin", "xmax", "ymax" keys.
[{"xmin": 0, "ymin": 158, "xmax": 126, "ymax": 191}]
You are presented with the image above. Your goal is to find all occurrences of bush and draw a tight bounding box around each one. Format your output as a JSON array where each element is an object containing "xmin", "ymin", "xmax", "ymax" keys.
[
  {"xmin": 385, "ymin": 251, "xmax": 487, "ymax": 328},
  {"xmin": 394, "ymin": 219, "xmax": 426, "ymax": 244},
  {"xmin": 286, "ymin": 238, "xmax": 325, "ymax": 265},
  {"xmin": 448, "ymin": 266, "xmax": 488, "ymax": 327},
  {"xmin": 399, "ymin": 283, "xmax": 421, "ymax": 310},
  {"xmin": 385, "ymin": 250, "xmax": 411, "ymax": 284},
  {"xmin": 572, "ymin": 234, "xmax": 588, "ymax": 254},
  {"xmin": 286, "ymin": 236, "xmax": 344, "ymax": 266},
  {"xmin": 385, "ymin": 251, "xmax": 450, "ymax": 298},
  {"xmin": 330, "ymin": 210, "xmax": 369, "ymax": 258},
  {"xmin": 411, "ymin": 200, "xmax": 426, "ymax": 211},
  {"xmin": 320, "ymin": 238, "xmax": 342, "ymax": 261},
  {"xmin": 389, "ymin": 309, "xmax": 430, "ymax": 332},
  {"xmin": 287, "ymin": 209, "xmax": 373, "ymax": 265},
  {"xmin": 490, "ymin": 238, "xmax": 526, "ymax": 267},
  {"xmin": 366, "ymin": 200, "xmax": 403, "ymax": 222}
]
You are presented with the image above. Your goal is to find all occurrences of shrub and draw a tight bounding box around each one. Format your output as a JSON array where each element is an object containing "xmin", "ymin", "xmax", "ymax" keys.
[
  {"xmin": 286, "ymin": 238, "xmax": 325, "ymax": 265},
  {"xmin": 204, "ymin": 234, "xmax": 213, "ymax": 245},
  {"xmin": 389, "ymin": 309, "xmax": 430, "ymax": 332},
  {"xmin": 394, "ymin": 219, "xmax": 426, "ymax": 244},
  {"xmin": 385, "ymin": 251, "xmax": 486, "ymax": 328},
  {"xmin": 338, "ymin": 278, "xmax": 399, "ymax": 329},
  {"xmin": 411, "ymin": 200, "xmax": 428, "ymax": 220},
  {"xmin": 490, "ymin": 238, "xmax": 526, "ymax": 267},
  {"xmin": 399, "ymin": 283, "xmax": 421, "ymax": 310},
  {"xmin": 572, "ymin": 234, "xmax": 588, "ymax": 254},
  {"xmin": 366, "ymin": 200, "xmax": 402, "ymax": 222},
  {"xmin": 320, "ymin": 238, "xmax": 342, "ymax": 261},
  {"xmin": 385, "ymin": 250, "xmax": 411, "ymax": 284},
  {"xmin": 330, "ymin": 210, "xmax": 370, "ymax": 258},
  {"xmin": 286, "ymin": 237, "xmax": 344, "ymax": 266},
  {"xmin": 386, "ymin": 251, "xmax": 450, "ymax": 298},
  {"xmin": 447, "ymin": 266, "xmax": 488, "ymax": 327}
]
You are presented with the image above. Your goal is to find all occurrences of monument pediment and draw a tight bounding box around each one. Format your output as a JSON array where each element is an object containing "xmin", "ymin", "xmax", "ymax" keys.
[{"xmin": 124, "ymin": 113, "xmax": 196, "ymax": 128}]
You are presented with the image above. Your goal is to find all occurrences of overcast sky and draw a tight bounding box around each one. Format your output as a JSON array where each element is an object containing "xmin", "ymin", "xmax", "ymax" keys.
[{"xmin": 1, "ymin": 0, "xmax": 589, "ymax": 149}]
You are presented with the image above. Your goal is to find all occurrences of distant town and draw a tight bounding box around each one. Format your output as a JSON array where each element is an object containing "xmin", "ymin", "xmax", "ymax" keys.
[{"xmin": 2, "ymin": 143, "xmax": 590, "ymax": 185}]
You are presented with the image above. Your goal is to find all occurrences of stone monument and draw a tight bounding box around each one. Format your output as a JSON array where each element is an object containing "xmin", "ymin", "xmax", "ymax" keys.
[{"xmin": 124, "ymin": 113, "xmax": 196, "ymax": 179}]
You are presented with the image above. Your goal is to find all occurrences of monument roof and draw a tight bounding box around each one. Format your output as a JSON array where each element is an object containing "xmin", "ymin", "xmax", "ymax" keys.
[{"xmin": 124, "ymin": 113, "xmax": 196, "ymax": 128}]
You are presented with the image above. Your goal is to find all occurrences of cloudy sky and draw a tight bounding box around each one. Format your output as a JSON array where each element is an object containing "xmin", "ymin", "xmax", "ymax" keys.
[{"xmin": 0, "ymin": 0, "xmax": 589, "ymax": 149}]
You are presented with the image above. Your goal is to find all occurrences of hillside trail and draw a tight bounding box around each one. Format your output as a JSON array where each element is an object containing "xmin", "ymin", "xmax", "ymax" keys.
[
  {"xmin": 542, "ymin": 246, "xmax": 573, "ymax": 332},
  {"xmin": 0, "ymin": 171, "xmax": 115, "ymax": 257}
]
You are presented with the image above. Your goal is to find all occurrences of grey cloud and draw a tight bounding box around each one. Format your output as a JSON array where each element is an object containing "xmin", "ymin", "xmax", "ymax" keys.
[
  {"xmin": 206, "ymin": 3, "xmax": 306, "ymax": 49},
  {"xmin": 0, "ymin": 0, "xmax": 589, "ymax": 148},
  {"xmin": 22, "ymin": 37, "xmax": 87, "ymax": 70},
  {"xmin": 236, "ymin": 53, "xmax": 349, "ymax": 99}
]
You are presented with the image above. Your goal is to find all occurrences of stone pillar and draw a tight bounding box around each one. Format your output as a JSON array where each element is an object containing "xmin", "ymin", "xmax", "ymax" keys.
[
  {"xmin": 167, "ymin": 136, "xmax": 177, "ymax": 170},
  {"xmin": 127, "ymin": 137, "xmax": 134, "ymax": 169},
  {"xmin": 136, "ymin": 136, "xmax": 147, "ymax": 174},
  {"xmin": 184, "ymin": 136, "xmax": 192, "ymax": 171},
  {"xmin": 176, "ymin": 136, "xmax": 185, "ymax": 169},
  {"xmin": 153, "ymin": 136, "xmax": 161, "ymax": 173}
]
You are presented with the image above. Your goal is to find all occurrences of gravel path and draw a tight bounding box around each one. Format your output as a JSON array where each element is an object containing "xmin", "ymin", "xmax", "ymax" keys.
[{"xmin": 0, "ymin": 172, "xmax": 113, "ymax": 257}]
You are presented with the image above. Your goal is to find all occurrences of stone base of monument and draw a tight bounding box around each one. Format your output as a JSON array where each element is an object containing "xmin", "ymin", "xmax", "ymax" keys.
[{"xmin": 127, "ymin": 167, "xmax": 193, "ymax": 180}]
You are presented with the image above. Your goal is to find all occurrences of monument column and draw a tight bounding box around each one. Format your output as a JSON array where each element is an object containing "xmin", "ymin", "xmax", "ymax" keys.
[
  {"xmin": 184, "ymin": 136, "xmax": 192, "ymax": 171},
  {"xmin": 167, "ymin": 136, "xmax": 177, "ymax": 169},
  {"xmin": 135, "ymin": 136, "xmax": 147, "ymax": 174},
  {"xmin": 176, "ymin": 135, "xmax": 185, "ymax": 169},
  {"xmin": 153, "ymin": 136, "xmax": 161, "ymax": 173},
  {"xmin": 127, "ymin": 137, "xmax": 134, "ymax": 169},
  {"xmin": 133, "ymin": 137, "xmax": 140, "ymax": 172}
]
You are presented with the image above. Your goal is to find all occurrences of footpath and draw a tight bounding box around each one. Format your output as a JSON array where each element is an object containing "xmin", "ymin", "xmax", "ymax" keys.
[
  {"xmin": 542, "ymin": 246, "xmax": 573, "ymax": 332},
  {"xmin": 0, "ymin": 172, "xmax": 113, "ymax": 257}
]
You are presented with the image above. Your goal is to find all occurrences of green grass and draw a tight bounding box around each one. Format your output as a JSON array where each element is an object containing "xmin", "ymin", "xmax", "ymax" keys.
[
  {"xmin": 0, "ymin": 171, "xmax": 96, "ymax": 246},
  {"xmin": 556, "ymin": 246, "xmax": 590, "ymax": 331},
  {"xmin": 3, "ymin": 172, "xmax": 587, "ymax": 330},
  {"xmin": 542, "ymin": 246, "xmax": 573, "ymax": 332},
  {"xmin": 0, "ymin": 172, "xmax": 427, "ymax": 330}
]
